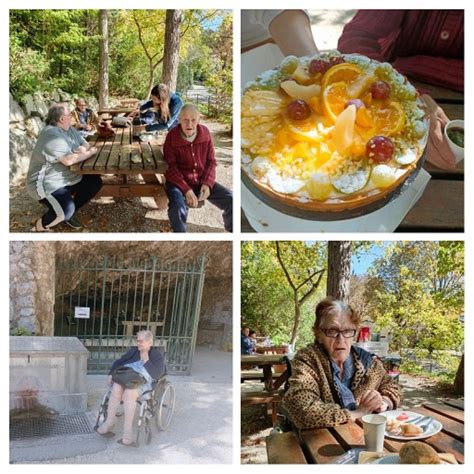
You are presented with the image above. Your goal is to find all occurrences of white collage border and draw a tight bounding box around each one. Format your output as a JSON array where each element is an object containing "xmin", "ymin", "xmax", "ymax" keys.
[{"xmin": 3, "ymin": 0, "xmax": 472, "ymax": 472}]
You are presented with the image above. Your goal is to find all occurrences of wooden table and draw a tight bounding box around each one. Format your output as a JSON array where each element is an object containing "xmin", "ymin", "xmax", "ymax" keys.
[
  {"xmin": 121, "ymin": 320, "xmax": 164, "ymax": 337},
  {"xmin": 98, "ymin": 107, "xmax": 135, "ymax": 117},
  {"xmin": 241, "ymin": 82, "xmax": 464, "ymax": 233},
  {"xmin": 266, "ymin": 399, "xmax": 464, "ymax": 464},
  {"xmin": 241, "ymin": 354, "xmax": 290, "ymax": 392},
  {"xmin": 71, "ymin": 126, "xmax": 167, "ymax": 200}
]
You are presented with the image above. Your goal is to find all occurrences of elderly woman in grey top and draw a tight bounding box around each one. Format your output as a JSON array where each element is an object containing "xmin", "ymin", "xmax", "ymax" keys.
[
  {"xmin": 26, "ymin": 103, "xmax": 102, "ymax": 231},
  {"xmin": 96, "ymin": 330, "xmax": 165, "ymax": 446}
]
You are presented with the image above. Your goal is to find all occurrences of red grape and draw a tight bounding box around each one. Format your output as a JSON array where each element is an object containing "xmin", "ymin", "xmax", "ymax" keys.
[
  {"xmin": 370, "ymin": 80, "xmax": 391, "ymax": 100},
  {"xmin": 366, "ymin": 136, "xmax": 394, "ymax": 163},
  {"xmin": 286, "ymin": 100, "xmax": 312, "ymax": 121},
  {"xmin": 309, "ymin": 56, "xmax": 345, "ymax": 75},
  {"xmin": 345, "ymin": 99, "xmax": 364, "ymax": 110}
]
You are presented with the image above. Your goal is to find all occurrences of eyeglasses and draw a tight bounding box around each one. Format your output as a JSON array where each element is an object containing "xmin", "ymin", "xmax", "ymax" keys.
[{"xmin": 320, "ymin": 328, "xmax": 356, "ymax": 339}]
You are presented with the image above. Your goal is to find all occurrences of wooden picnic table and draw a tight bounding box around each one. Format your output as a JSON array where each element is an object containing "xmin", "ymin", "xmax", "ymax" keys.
[
  {"xmin": 241, "ymin": 354, "xmax": 290, "ymax": 392},
  {"xmin": 266, "ymin": 399, "xmax": 464, "ymax": 464},
  {"xmin": 241, "ymin": 82, "xmax": 464, "ymax": 233},
  {"xmin": 70, "ymin": 126, "xmax": 167, "ymax": 200},
  {"xmin": 98, "ymin": 107, "xmax": 135, "ymax": 117}
]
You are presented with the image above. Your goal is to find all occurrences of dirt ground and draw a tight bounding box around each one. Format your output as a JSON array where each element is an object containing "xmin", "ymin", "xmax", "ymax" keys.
[
  {"xmin": 9, "ymin": 119, "xmax": 232, "ymax": 233},
  {"xmin": 241, "ymin": 374, "xmax": 463, "ymax": 464}
]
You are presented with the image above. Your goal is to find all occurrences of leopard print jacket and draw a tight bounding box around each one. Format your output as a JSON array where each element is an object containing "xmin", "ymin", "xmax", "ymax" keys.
[{"xmin": 282, "ymin": 343, "xmax": 401, "ymax": 429}]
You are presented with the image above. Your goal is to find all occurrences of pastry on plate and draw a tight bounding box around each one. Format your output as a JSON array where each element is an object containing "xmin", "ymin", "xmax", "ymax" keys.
[{"xmin": 399, "ymin": 441, "xmax": 442, "ymax": 464}]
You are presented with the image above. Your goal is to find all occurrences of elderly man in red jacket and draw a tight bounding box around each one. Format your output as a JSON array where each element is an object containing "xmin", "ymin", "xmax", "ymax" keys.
[{"xmin": 163, "ymin": 104, "xmax": 233, "ymax": 232}]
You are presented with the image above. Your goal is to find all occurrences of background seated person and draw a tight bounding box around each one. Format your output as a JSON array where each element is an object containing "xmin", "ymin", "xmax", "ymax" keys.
[
  {"xmin": 26, "ymin": 103, "xmax": 102, "ymax": 231},
  {"xmin": 163, "ymin": 104, "xmax": 233, "ymax": 232},
  {"xmin": 241, "ymin": 327, "xmax": 254, "ymax": 355},
  {"xmin": 71, "ymin": 97, "xmax": 100, "ymax": 133},
  {"xmin": 128, "ymin": 83, "xmax": 183, "ymax": 134},
  {"xmin": 283, "ymin": 297, "xmax": 400, "ymax": 429}
]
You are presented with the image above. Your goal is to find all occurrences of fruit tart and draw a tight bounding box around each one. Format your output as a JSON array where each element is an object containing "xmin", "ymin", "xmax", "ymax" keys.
[{"xmin": 241, "ymin": 52, "xmax": 429, "ymax": 216}]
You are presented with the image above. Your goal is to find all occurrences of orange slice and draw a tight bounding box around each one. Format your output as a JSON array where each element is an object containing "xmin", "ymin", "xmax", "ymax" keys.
[
  {"xmin": 322, "ymin": 81, "xmax": 349, "ymax": 122},
  {"xmin": 321, "ymin": 63, "xmax": 362, "ymax": 90},
  {"xmin": 284, "ymin": 113, "xmax": 325, "ymax": 142},
  {"xmin": 369, "ymin": 100, "xmax": 405, "ymax": 136}
]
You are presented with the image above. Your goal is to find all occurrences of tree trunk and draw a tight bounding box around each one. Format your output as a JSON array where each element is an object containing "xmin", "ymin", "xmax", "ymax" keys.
[
  {"xmin": 290, "ymin": 293, "xmax": 301, "ymax": 346},
  {"xmin": 161, "ymin": 10, "xmax": 182, "ymax": 92},
  {"xmin": 453, "ymin": 353, "xmax": 464, "ymax": 395},
  {"xmin": 327, "ymin": 241, "xmax": 352, "ymax": 302},
  {"xmin": 98, "ymin": 10, "xmax": 109, "ymax": 108}
]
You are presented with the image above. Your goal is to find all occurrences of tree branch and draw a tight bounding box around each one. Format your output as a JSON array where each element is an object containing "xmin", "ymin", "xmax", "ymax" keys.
[
  {"xmin": 299, "ymin": 270, "xmax": 325, "ymax": 305},
  {"xmin": 275, "ymin": 242, "xmax": 296, "ymax": 291}
]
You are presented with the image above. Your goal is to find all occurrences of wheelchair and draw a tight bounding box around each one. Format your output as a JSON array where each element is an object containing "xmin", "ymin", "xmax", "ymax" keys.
[{"xmin": 94, "ymin": 375, "xmax": 176, "ymax": 446}]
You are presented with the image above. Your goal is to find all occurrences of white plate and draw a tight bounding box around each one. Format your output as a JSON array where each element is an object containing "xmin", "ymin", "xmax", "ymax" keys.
[{"xmin": 382, "ymin": 409, "xmax": 442, "ymax": 440}]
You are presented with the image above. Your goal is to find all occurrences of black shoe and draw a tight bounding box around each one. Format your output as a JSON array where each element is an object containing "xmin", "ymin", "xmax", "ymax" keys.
[{"xmin": 66, "ymin": 215, "xmax": 83, "ymax": 229}]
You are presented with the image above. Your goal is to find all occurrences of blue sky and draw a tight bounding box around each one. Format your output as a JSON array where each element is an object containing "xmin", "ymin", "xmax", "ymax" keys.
[{"xmin": 352, "ymin": 243, "xmax": 387, "ymax": 275}]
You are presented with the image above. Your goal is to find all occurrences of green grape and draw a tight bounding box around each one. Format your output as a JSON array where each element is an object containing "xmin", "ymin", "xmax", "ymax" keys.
[{"xmin": 280, "ymin": 56, "xmax": 299, "ymax": 75}]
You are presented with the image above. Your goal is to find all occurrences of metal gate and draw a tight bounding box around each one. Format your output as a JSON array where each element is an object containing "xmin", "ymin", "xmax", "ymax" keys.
[{"xmin": 54, "ymin": 255, "xmax": 206, "ymax": 375}]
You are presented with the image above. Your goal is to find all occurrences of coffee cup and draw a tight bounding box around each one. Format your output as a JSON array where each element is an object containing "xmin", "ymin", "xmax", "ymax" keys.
[
  {"xmin": 362, "ymin": 413, "xmax": 386, "ymax": 452},
  {"xmin": 444, "ymin": 119, "xmax": 464, "ymax": 164}
]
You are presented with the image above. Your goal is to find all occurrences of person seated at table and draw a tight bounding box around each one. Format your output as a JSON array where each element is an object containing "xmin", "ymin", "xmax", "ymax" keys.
[
  {"xmin": 241, "ymin": 327, "xmax": 254, "ymax": 355},
  {"xmin": 163, "ymin": 104, "xmax": 233, "ymax": 233},
  {"xmin": 283, "ymin": 297, "xmax": 400, "ymax": 429},
  {"xmin": 26, "ymin": 103, "xmax": 102, "ymax": 231},
  {"xmin": 71, "ymin": 97, "xmax": 100, "ymax": 133},
  {"xmin": 128, "ymin": 83, "xmax": 183, "ymax": 134},
  {"xmin": 249, "ymin": 330, "xmax": 258, "ymax": 352}
]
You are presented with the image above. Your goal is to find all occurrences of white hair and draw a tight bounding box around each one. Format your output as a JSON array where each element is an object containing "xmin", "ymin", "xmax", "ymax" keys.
[{"xmin": 136, "ymin": 329, "xmax": 154, "ymax": 342}]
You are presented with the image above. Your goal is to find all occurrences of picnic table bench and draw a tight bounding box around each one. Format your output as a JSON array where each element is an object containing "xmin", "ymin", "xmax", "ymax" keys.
[
  {"xmin": 241, "ymin": 82, "xmax": 464, "ymax": 233},
  {"xmin": 70, "ymin": 126, "xmax": 167, "ymax": 201},
  {"xmin": 266, "ymin": 399, "xmax": 464, "ymax": 464}
]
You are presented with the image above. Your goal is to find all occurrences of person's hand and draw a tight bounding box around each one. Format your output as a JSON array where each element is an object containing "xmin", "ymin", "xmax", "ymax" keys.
[
  {"xmin": 127, "ymin": 109, "xmax": 139, "ymax": 119},
  {"xmin": 198, "ymin": 184, "xmax": 211, "ymax": 201},
  {"xmin": 422, "ymin": 94, "xmax": 456, "ymax": 170},
  {"xmin": 358, "ymin": 389, "xmax": 384, "ymax": 413},
  {"xmin": 85, "ymin": 124, "xmax": 93, "ymax": 132},
  {"xmin": 107, "ymin": 375, "xmax": 113, "ymax": 386},
  {"xmin": 185, "ymin": 189, "xmax": 199, "ymax": 208},
  {"xmin": 133, "ymin": 124, "xmax": 146, "ymax": 134}
]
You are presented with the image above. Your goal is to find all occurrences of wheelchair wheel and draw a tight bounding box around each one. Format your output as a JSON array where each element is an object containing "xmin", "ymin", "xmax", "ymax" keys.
[
  {"xmin": 154, "ymin": 382, "xmax": 175, "ymax": 431},
  {"xmin": 94, "ymin": 390, "xmax": 110, "ymax": 430}
]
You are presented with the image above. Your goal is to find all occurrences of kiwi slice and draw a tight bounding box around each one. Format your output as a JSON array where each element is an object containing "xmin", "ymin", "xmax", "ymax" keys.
[{"xmin": 331, "ymin": 159, "xmax": 371, "ymax": 194}]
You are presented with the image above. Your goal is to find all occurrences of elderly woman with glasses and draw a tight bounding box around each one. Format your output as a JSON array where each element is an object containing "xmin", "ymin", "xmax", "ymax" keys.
[
  {"xmin": 96, "ymin": 330, "xmax": 165, "ymax": 447},
  {"xmin": 283, "ymin": 297, "xmax": 400, "ymax": 429}
]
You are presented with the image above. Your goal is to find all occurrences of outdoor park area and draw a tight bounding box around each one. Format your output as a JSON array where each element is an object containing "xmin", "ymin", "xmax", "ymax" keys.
[
  {"xmin": 240, "ymin": 241, "xmax": 464, "ymax": 464},
  {"xmin": 9, "ymin": 9, "xmax": 232, "ymax": 233}
]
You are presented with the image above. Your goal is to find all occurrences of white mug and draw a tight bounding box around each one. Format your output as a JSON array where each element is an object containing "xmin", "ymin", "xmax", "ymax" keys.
[
  {"xmin": 444, "ymin": 119, "xmax": 464, "ymax": 164},
  {"xmin": 362, "ymin": 414, "xmax": 386, "ymax": 452}
]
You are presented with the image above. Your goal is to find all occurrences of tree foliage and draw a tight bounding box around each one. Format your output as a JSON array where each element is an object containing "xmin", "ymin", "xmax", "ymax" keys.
[{"xmin": 10, "ymin": 8, "xmax": 232, "ymax": 125}]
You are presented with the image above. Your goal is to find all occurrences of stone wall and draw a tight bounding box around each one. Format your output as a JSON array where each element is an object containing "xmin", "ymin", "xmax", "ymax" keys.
[
  {"xmin": 10, "ymin": 242, "xmax": 56, "ymax": 335},
  {"xmin": 9, "ymin": 90, "xmax": 98, "ymax": 184},
  {"xmin": 198, "ymin": 276, "xmax": 232, "ymax": 349}
]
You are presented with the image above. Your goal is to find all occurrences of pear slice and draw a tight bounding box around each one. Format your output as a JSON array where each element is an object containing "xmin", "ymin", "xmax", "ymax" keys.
[
  {"xmin": 281, "ymin": 80, "xmax": 321, "ymax": 102},
  {"xmin": 292, "ymin": 64, "xmax": 314, "ymax": 85},
  {"xmin": 332, "ymin": 104, "xmax": 356, "ymax": 155},
  {"xmin": 346, "ymin": 74, "xmax": 373, "ymax": 99}
]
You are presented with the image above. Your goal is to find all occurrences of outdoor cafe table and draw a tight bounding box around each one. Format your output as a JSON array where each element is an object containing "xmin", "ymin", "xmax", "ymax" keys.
[
  {"xmin": 241, "ymin": 81, "xmax": 464, "ymax": 233},
  {"xmin": 70, "ymin": 126, "xmax": 167, "ymax": 200},
  {"xmin": 266, "ymin": 399, "xmax": 464, "ymax": 464},
  {"xmin": 241, "ymin": 353, "xmax": 290, "ymax": 392}
]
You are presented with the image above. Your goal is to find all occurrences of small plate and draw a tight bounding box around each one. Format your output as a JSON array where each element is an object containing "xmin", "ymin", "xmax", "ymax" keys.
[{"xmin": 382, "ymin": 409, "xmax": 442, "ymax": 440}]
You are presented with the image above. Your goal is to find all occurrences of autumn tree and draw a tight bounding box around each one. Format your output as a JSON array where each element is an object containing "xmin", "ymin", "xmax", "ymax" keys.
[
  {"xmin": 327, "ymin": 241, "xmax": 352, "ymax": 302},
  {"xmin": 98, "ymin": 9, "xmax": 109, "ymax": 108},
  {"xmin": 161, "ymin": 10, "xmax": 182, "ymax": 91}
]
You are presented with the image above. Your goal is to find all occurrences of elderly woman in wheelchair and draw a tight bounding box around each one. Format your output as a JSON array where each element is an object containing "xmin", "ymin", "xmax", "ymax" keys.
[{"xmin": 95, "ymin": 329, "xmax": 174, "ymax": 447}]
